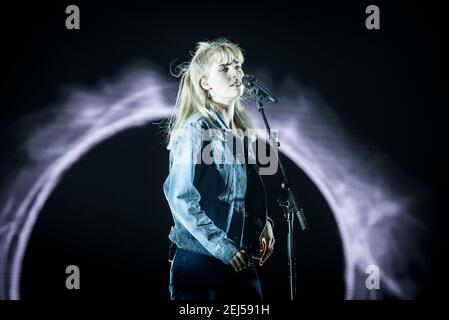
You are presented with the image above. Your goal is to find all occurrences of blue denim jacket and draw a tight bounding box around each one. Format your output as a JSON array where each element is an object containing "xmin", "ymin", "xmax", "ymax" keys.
[{"xmin": 163, "ymin": 109, "xmax": 270, "ymax": 265}]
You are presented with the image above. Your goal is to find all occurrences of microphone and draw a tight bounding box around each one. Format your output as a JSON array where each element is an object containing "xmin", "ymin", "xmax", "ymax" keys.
[{"xmin": 242, "ymin": 74, "xmax": 279, "ymax": 104}]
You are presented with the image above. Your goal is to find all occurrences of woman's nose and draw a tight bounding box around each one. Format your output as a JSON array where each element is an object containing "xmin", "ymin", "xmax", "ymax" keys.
[{"xmin": 232, "ymin": 66, "xmax": 243, "ymax": 79}]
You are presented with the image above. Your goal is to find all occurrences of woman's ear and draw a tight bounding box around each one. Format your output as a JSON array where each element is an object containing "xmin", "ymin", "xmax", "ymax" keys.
[{"xmin": 200, "ymin": 77, "xmax": 209, "ymax": 91}]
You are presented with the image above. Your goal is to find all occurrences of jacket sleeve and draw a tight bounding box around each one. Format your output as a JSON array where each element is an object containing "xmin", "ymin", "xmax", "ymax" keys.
[{"xmin": 164, "ymin": 121, "xmax": 239, "ymax": 265}]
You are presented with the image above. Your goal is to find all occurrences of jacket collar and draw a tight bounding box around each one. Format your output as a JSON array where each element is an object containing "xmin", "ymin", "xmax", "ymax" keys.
[{"xmin": 209, "ymin": 107, "xmax": 231, "ymax": 131}]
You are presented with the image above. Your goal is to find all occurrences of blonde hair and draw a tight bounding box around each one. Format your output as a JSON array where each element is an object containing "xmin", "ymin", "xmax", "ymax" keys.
[{"xmin": 164, "ymin": 37, "xmax": 255, "ymax": 149}]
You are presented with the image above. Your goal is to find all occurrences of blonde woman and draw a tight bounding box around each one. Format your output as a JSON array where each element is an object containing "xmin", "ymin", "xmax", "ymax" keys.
[{"xmin": 163, "ymin": 38, "xmax": 275, "ymax": 300}]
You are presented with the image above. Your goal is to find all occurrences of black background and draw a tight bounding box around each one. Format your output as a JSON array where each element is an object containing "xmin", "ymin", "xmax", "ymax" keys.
[{"xmin": 1, "ymin": 0, "xmax": 446, "ymax": 301}]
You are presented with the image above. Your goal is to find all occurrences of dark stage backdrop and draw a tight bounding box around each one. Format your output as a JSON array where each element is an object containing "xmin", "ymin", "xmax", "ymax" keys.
[{"xmin": 1, "ymin": 0, "xmax": 446, "ymax": 301}]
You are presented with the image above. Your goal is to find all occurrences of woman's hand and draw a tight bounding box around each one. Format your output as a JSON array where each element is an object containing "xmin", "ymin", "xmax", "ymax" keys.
[
  {"xmin": 230, "ymin": 250, "xmax": 251, "ymax": 272},
  {"xmin": 259, "ymin": 220, "xmax": 275, "ymax": 266}
]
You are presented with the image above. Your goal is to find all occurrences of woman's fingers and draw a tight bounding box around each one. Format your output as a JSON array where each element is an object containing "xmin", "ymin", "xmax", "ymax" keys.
[
  {"xmin": 230, "ymin": 257, "xmax": 240, "ymax": 271},
  {"xmin": 230, "ymin": 250, "xmax": 250, "ymax": 271},
  {"xmin": 260, "ymin": 237, "xmax": 267, "ymax": 254},
  {"xmin": 269, "ymin": 238, "xmax": 275, "ymax": 251},
  {"xmin": 260, "ymin": 237, "xmax": 275, "ymax": 266},
  {"xmin": 259, "ymin": 238, "xmax": 268, "ymax": 265},
  {"xmin": 259, "ymin": 237, "xmax": 266, "ymax": 253},
  {"xmin": 230, "ymin": 259, "xmax": 238, "ymax": 271},
  {"xmin": 236, "ymin": 250, "xmax": 249, "ymax": 267}
]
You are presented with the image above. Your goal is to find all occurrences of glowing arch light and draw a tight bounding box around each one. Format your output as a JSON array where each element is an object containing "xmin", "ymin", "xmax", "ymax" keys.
[{"xmin": 0, "ymin": 66, "xmax": 428, "ymax": 299}]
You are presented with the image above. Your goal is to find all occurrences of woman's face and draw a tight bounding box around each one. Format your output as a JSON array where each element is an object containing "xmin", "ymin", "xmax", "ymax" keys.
[{"xmin": 201, "ymin": 57, "xmax": 244, "ymax": 105}]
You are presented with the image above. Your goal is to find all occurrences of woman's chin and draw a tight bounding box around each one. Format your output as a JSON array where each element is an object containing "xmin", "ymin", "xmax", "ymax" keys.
[{"xmin": 234, "ymin": 89, "xmax": 244, "ymax": 98}]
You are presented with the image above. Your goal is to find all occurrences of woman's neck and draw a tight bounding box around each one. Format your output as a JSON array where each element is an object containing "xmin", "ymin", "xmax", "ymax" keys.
[{"xmin": 214, "ymin": 100, "xmax": 236, "ymax": 129}]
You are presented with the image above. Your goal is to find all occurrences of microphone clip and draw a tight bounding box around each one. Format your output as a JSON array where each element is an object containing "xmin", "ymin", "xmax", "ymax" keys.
[{"xmin": 243, "ymin": 74, "xmax": 279, "ymax": 105}]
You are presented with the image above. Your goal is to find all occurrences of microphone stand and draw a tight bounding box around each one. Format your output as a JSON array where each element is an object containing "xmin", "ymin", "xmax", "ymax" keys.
[{"xmin": 249, "ymin": 85, "xmax": 309, "ymax": 301}]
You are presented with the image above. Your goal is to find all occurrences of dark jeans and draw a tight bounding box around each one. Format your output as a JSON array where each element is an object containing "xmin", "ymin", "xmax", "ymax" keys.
[{"xmin": 169, "ymin": 247, "xmax": 263, "ymax": 301}]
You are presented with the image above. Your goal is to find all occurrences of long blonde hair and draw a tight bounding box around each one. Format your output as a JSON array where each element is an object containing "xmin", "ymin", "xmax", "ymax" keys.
[{"xmin": 165, "ymin": 38, "xmax": 254, "ymax": 149}]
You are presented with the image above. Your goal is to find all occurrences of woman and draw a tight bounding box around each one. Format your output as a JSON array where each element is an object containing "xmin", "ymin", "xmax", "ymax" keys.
[{"xmin": 163, "ymin": 38, "xmax": 275, "ymax": 301}]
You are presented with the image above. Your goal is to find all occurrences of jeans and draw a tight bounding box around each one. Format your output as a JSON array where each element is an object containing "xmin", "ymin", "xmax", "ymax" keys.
[{"xmin": 169, "ymin": 247, "xmax": 263, "ymax": 301}]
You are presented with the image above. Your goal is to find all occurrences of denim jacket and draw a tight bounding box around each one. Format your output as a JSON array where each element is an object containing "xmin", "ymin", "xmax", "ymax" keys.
[{"xmin": 163, "ymin": 109, "xmax": 271, "ymax": 265}]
